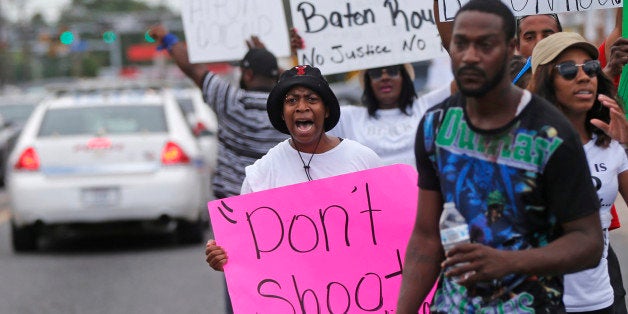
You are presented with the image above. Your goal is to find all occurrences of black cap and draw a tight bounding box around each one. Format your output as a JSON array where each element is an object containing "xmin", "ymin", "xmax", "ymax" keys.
[
  {"xmin": 240, "ymin": 48, "xmax": 279, "ymax": 79},
  {"xmin": 267, "ymin": 65, "xmax": 340, "ymax": 135}
]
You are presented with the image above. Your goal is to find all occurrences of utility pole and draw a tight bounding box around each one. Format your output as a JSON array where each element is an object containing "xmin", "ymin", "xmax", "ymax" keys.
[
  {"xmin": 15, "ymin": 0, "xmax": 32, "ymax": 82},
  {"xmin": 0, "ymin": 0, "xmax": 8, "ymax": 88},
  {"xmin": 109, "ymin": 35, "xmax": 122, "ymax": 75}
]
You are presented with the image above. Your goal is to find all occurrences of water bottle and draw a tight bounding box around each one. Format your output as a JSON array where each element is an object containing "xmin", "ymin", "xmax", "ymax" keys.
[
  {"xmin": 439, "ymin": 202, "xmax": 471, "ymax": 281},
  {"xmin": 439, "ymin": 202, "xmax": 470, "ymax": 252}
]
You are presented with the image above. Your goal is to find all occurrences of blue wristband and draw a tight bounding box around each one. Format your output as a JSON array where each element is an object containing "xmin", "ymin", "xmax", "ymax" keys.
[{"xmin": 157, "ymin": 33, "xmax": 179, "ymax": 52}]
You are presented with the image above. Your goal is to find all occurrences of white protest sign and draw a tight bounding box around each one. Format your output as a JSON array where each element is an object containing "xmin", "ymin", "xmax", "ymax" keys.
[
  {"xmin": 438, "ymin": 0, "xmax": 622, "ymax": 21},
  {"xmin": 181, "ymin": 0, "xmax": 291, "ymax": 63},
  {"xmin": 290, "ymin": 0, "xmax": 447, "ymax": 75}
]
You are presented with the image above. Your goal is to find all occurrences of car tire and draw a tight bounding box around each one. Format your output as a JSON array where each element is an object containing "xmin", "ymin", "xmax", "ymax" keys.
[
  {"xmin": 176, "ymin": 219, "xmax": 204, "ymax": 244},
  {"xmin": 11, "ymin": 221, "xmax": 38, "ymax": 252}
]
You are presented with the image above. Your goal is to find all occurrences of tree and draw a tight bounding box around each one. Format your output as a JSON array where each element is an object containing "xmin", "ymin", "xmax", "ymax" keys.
[
  {"xmin": 30, "ymin": 13, "xmax": 47, "ymax": 28},
  {"xmin": 51, "ymin": 0, "xmax": 177, "ymax": 78},
  {"xmin": 59, "ymin": 0, "xmax": 164, "ymax": 23}
]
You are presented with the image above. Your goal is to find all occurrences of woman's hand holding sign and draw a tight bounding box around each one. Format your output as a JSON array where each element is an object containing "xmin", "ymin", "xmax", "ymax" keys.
[
  {"xmin": 289, "ymin": 28, "xmax": 305, "ymax": 54},
  {"xmin": 206, "ymin": 239, "xmax": 228, "ymax": 271}
]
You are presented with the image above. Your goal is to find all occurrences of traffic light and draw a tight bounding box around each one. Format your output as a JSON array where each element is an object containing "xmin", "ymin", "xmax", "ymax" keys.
[
  {"xmin": 102, "ymin": 31, "xmax": 117, "ymax": 44},
  {"xmin": 59, "ymin": 31, "xmax": 74, "ymax": 45},
  {"xmin": 144, "ymin": 31, "xmax": 155, "ymax": 43}
]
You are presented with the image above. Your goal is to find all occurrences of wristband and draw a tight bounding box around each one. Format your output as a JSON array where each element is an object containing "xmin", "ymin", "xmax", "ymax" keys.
[{"xmin": 157, "ymin": 33, "xmax": 179, "ymax": 52}]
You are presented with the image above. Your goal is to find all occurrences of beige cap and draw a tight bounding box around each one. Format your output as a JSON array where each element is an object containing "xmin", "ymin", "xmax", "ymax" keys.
[{"xmin": 531, "ymin": 32, "xmax": 598, "ymax": 74}]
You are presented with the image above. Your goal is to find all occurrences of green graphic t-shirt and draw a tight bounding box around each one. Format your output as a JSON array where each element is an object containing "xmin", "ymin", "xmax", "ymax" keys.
[{"xmin": 415, "ymin": 92, "xmax": 600, "ymax": 313}]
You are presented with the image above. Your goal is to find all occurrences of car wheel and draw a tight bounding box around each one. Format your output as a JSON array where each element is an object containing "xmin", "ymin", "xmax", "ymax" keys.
[
  {"xmin": 11, "ymin": 221, "xmax": 38, "ymax": 252},
  {"xmin": 176, "ymin": 219, "xmax": 203, "ymax": 244}
]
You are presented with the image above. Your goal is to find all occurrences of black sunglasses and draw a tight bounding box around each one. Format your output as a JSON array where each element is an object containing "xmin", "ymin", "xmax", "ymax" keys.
[
  {"xmin": 554, "ymin": 60, "xmax": 600, "ymax": 80},
  {"xmin": 367, "ymin": 66, "xmax": 401, "ymax": 80}
]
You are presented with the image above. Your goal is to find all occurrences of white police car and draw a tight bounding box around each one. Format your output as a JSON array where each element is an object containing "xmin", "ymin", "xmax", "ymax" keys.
[{"xmin": 6, "ymin": 88, "xmax": 211, "ymax": 251}]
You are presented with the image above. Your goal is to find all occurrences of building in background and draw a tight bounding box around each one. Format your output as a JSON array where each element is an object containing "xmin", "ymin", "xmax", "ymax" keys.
[{"xmin": 0, "ymin": 2, "xmax": 620, "ymax": 91}]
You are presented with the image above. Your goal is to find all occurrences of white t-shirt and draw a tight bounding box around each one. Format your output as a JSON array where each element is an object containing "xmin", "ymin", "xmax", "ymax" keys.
[
  {"xmin": 415, "ymin": 84, "xmax": 453, "ymax": 122},
  {"xmin": 563, "ymin": 137, "xmax": 628, "ymax": 312},
  {"xmin": 425, "ymin": 56, "xmax": 454, "ymax": 92},
  {"xmin": 241, "ymin": 138, "xmax": 382, "ymax": 194},
  {"xmin": 328, "ymin": 85, "xmax": 452, "ymax": 167}
]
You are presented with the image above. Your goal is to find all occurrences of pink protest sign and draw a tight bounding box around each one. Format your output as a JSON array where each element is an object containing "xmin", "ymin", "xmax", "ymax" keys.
[{"xmin": 207, "ymin": 164, "xmax": 436, "ymax": 313}]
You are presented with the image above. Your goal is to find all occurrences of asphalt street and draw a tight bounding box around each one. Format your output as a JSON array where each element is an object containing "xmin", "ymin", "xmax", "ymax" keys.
[{"xmin": 0, "ymin": 191, "xmax": 626, "ymax": 312}]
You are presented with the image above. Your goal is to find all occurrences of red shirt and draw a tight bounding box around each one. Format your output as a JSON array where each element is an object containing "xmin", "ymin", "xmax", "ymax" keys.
[{"xmin": 599, "ymin": 41, "xmax": 622, "ymax": 87}]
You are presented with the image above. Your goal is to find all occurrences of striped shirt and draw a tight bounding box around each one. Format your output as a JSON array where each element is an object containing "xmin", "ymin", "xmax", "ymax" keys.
[{"xmin": 201, "ymin": 72, "xmax": 287, "ymax": 198}]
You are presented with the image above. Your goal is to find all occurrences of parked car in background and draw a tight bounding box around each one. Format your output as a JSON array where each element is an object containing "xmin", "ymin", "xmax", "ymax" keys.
[
  {"xmin": 0, "ymin": 94, "xmax": 44, "ymax": 186},
  {"xmin": 172, "ymin": 87, "xmax": 218, "ymax": 175},
  {"xmin": 6, "ymin": 88, "xmax": 211, "ymax": 252}
]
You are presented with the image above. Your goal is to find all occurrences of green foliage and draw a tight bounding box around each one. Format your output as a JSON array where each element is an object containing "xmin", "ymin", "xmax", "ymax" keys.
[
  {"xmin": 70, "ymin": 0, "xmax": 151, "ymax": 12},
  {"xmin": 41, "ymin": 55, "xmax": 72, "ymax": 78},
  {"xmin": 3, "ymin": 0, "xmax": 178, "ymax": 85},
  {"xmin": 60, "ymin": 0, "xmax": 171, "ymax": 23},
  {"xmin": 81, "ymin": 54, "xmax": 100, "ymax": 77},
  {"xmin": 30, "ymin": 13, "xmax": 48, "ymax": 27}
]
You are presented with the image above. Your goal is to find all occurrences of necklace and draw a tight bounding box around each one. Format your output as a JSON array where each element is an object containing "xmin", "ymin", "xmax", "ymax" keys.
[{"xmin": 293, "ymin": 134, "xmax": 323, "ymax": 181}]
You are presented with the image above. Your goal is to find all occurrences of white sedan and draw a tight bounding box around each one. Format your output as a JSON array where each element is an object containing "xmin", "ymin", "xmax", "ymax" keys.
[
  {"xmin": 6, "ymin": 89, "xmax": 211, "ymax": 252},
  {"xmin": 172, "ymin": 87, "xmax": 218, "ymax": 175}
]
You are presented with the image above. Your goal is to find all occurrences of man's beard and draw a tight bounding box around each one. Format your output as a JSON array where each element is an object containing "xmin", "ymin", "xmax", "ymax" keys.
[{"xmin": 455, "ymin": 54, "xmax": 508, "ymax": 98}]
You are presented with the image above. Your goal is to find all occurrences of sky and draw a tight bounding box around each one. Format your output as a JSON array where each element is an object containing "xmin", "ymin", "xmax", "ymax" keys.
[{"xmin": 2, "ymin": 0, "xmax": 181, "ymax": 23}]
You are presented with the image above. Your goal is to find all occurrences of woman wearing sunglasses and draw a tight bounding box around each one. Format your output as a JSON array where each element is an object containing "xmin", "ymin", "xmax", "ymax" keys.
[
  {"xmin": 289, "ymin": 29, "xmax": 420, "ymax": 166},
  {"xmin": 529, "ymin": 32, "xmax": 628, "ymax": 314},
  {"xmin": 325, "ymin": 64, "xmax": 419, "ymax": 166}
]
